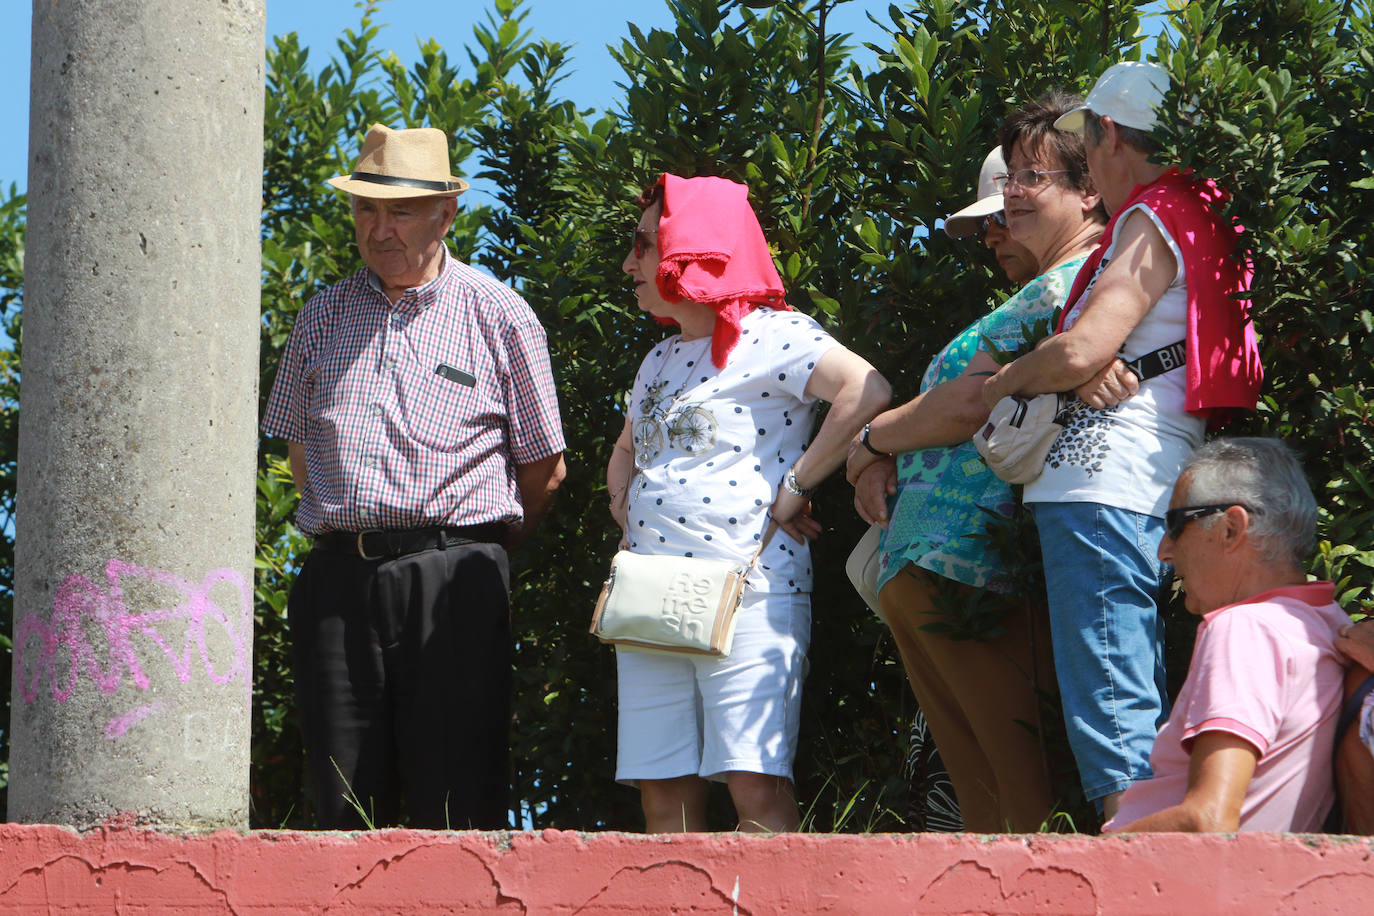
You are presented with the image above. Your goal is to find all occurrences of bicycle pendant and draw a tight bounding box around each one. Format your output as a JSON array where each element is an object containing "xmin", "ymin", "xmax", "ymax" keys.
[
  {"xmin": 667, "ymin": 404, "xmax": 717, "ymax": 454},
  {"xmin": 634, "ymin": 402, "xmax": 719, "ymax": 468}
]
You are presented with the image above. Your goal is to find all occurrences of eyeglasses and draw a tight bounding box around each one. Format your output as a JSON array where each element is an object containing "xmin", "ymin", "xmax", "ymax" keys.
[
  {"xmin": 1164, "ymin": 503, "xmax": 1250, "ymax": 541},
  {"xmin": 633, "ymin": 228, "xmax": 658, "ymax": 258},
  {"xmin": 994, "ymin": 169, "xmax": 1070, "ymax": 192},
  {"xmin": 981, "ymin": 211, "xmax": 1008, "ymax": 234}
]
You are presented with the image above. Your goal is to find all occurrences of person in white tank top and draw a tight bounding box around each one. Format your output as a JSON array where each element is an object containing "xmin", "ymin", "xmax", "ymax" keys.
[{"xmin": 980, "ymin": 62, "xmax": 1209, "ymax": 824}]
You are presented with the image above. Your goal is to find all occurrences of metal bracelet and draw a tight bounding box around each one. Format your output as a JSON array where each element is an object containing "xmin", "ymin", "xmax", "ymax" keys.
[{"xmin": 783, "ymin": 465, "xmax": 815, "ymax": 498}]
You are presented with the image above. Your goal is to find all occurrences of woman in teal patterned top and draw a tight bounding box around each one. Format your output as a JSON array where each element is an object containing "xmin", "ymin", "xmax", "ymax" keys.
[{"xmin": 846, "ymin": 93, "xmax": 1107, "ymax": 831}]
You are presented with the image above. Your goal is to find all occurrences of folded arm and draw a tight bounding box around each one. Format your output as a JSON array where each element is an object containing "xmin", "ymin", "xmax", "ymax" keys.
[
  {"xmin": 852, "ymin": 457, "xmax": 897, "ymax": 527},
  {"xmin": 845, "ymin": 351, "xmax": 1000, "ymax": 484},
  {"xmin": 983, "ymin": 211, "xmax": 1177, "ymax": 409}
]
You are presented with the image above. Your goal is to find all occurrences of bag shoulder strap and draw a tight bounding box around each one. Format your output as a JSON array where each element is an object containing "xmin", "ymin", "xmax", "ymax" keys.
[
  {"xmin": 1125, "ymin": 340, "xmax": 1186, "ymax": 383},
  {"xmin": 1055, "ymin": 339, "xmax": 1187, "ymax": 406},
  {"xmin": 742, "ymin": 519, "xmax": 781, "ymax": 580}
]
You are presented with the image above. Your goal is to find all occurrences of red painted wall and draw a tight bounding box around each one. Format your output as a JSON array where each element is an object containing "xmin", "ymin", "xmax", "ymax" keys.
[{"xmin": 0, "ymin": 825, "xmax": 1371, "ymax": 913}]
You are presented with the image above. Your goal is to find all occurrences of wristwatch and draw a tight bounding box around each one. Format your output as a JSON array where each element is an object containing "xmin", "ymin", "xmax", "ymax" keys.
[
  {"xmin": 860, "ymin": 423, "xmax": 888, "ymax": 456},
  {"xmin": 783, "ymin": 465, "xmax": 815, "ymax": 498}
]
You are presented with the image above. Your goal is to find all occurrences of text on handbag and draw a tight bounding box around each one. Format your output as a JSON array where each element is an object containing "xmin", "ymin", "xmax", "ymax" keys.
[{"xmin": 660, "ymin": 572, "xmax": 718, "ymax": 638}]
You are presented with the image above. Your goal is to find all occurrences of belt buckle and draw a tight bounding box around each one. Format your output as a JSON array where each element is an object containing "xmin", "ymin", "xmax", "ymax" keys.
[{"xmin": 356, "ymin": 529, "xmax": 384, "ymax": 560}]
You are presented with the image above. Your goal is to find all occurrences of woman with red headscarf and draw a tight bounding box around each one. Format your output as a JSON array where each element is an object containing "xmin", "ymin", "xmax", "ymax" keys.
[{"xmin": 605, "ymin": 174, "xmax": 890, "ymax": 832}]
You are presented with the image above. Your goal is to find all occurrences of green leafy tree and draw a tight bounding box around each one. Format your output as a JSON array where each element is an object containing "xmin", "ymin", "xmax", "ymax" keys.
[
  {"xmin": 1151, "ymin": 0, "xmax": 1374, "ymax": 611},
  {"xmin": 0, "ymin": 187, "xmax": 22, "ymax": 814}
]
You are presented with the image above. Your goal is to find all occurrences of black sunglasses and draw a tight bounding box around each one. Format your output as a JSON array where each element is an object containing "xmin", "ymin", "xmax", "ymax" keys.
[
  {"xmin": 633, "ymin": 228, "xmax": 658, "ymax": 258},
  {"xmin": 981, "ymin": 211, "xmax": 1008, "ymax": 234},
  {"xmin": 1164, "ymin": 503, "xmax": 1249, "ymax": 541}
]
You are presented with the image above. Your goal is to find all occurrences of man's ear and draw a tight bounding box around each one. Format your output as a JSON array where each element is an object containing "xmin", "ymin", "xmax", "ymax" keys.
[
  {"xmin": 1100, "ymin": 116, "xmax": 1122, "ymax": 153},
  {"xmin": 438, "ymin": 196, "xmax": 459, "ymax": 231},
  {"xmin": 1221, "ymin": 504, "xmax": 1251, "ymax": 552},
  {"xmin": 1080, "ymin": 186, "xmax": 1102, "ymax": 216}
]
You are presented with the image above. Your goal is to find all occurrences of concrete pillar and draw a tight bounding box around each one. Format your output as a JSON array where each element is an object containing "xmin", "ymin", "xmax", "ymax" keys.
[{"xmin": 10, "ymin": 0, "xmax": 265, "ymax": 827}]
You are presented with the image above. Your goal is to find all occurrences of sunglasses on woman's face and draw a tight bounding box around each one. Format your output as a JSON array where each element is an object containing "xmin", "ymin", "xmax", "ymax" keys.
[
  {"xmin": 633, "ymin": 228, "xmax": 658, "ymax": 258},
  {"xmin": 981, "ymin": 211, "xmax": 1008, "ymax": 234}
]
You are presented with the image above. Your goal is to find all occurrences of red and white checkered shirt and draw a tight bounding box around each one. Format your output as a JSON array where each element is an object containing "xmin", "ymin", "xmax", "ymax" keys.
[{"xmin": 262, "ymin": 248, "xmax": 566, "ymax": 536}]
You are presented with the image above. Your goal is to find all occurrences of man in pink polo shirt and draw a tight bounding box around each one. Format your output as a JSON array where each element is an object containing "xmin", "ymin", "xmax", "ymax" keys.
[{"xmin": 1104, "ymin": 438, "xmax": 1348, "ymax": 833}]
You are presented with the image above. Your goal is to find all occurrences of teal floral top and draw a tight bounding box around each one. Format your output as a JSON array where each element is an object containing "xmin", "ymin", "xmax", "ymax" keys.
[{"xmin": 876, "ymin": 257, "xmax": 1086, "ymax": 593}]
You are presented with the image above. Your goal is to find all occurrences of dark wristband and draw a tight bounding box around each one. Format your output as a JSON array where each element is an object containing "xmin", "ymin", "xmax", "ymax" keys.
[{"xmin": 860, "ymin": 423, "xmax": 888, "ymax": 456}]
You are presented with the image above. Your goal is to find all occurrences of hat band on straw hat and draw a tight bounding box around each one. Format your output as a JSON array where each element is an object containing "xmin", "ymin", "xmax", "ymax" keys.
[{"xmin": 349, "ymin": 171, "xmax": 467, "ymax": 193}]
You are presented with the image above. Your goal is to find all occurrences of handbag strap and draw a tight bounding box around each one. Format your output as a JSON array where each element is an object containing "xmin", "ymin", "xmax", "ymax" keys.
[
  {"xmin": 1059, "ymin": 339, "xmax": 1186, "ymax": 405},
  {"xmin": 1124, "ymin": 339, "xmax": 1186, "ymax": 383},
  {"xmin": 742, "ymin": 519, "xmax": 781, "ymax": 582}
]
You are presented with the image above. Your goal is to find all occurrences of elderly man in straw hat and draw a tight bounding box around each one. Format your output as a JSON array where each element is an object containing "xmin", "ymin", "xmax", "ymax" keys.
[{"xmin": 262, "ymin": 125, "xmax": 567, "ymax": 829}]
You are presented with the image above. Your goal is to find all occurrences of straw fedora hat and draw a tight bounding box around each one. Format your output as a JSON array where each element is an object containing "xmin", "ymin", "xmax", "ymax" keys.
[{"xmin": 327, "ymin": 124, "xmax": 469, "ymax": 199}]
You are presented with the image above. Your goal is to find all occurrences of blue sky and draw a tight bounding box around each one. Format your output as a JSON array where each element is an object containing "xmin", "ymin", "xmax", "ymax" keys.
[{"xmin": 1, "ymin": 0, "xmax": 889, "ymax": 194}]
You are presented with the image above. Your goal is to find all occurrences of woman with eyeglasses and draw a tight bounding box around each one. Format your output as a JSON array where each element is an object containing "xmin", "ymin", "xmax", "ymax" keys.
[
  {"xmin": 605, "ymin": 173, "xmax": 889, "ymax": 833},
  {"xmin": 846, "ymin": 92, "xmax": 1106, "ymax": 832},
  {"xmin": 982, "ymin": 62, "xmax": 1262, "ymax": 824}
]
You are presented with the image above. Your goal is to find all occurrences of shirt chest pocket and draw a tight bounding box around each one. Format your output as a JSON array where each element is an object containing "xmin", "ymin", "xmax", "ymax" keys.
[{"xmin": 395, "ymin": 357, "xmax": 494, "ymax": 452}]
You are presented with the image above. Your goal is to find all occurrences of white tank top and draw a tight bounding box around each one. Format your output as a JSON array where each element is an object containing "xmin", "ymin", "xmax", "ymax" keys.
[{"xmin": 1023, "ymin": 204, "xmax": 1205, "ymax": 517}]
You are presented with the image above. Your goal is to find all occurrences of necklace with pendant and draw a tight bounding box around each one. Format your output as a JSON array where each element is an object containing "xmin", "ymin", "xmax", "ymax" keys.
[{"xmin": 631, "ymin": 335, "xmax": 716, "ymax": 479}]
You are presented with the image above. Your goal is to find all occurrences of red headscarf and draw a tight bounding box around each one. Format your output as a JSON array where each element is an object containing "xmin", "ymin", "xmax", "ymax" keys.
[{"xmin": 651, "ymin": 174, "xmax": 791, "ymax": 368}]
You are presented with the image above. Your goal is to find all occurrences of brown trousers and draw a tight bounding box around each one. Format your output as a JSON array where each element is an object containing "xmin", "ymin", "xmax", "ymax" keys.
[{"xmin": 878, "ymin": 563, "xmax": 1055, "ymax": 832}]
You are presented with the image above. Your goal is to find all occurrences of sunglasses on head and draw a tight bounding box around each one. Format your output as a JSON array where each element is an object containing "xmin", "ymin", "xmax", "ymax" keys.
[
  {"xmin": 981, "ymin": 211, "xmax": 1008, "ymax": 234},
  {"xmin": 1164, "ymin": 503, "xmax": 1250, "ymax": 541},
  {"xmin": 633, "ymin": 228, "xmax": 658, "ymax": 258}
]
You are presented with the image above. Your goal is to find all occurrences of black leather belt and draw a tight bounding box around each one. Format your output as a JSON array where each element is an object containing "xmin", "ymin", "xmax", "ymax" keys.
[{"xmin": 314, "ymin": 524, "xmax": 507, "ymax": 560}]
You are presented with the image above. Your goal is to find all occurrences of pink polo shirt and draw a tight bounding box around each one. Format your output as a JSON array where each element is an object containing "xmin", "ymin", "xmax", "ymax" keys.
[{"xmin": 1105, "ymin": 582, "xmax": 1348, "ymax": 833}]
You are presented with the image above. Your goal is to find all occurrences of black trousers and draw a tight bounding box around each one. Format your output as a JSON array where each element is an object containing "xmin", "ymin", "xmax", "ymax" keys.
[{"xmin": 288, "ymin": 540, "xmax": 511, "ymax": 829}]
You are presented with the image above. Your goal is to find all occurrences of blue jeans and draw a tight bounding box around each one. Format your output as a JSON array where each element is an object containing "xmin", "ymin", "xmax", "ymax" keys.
[{"xmin": 1030, "ymin": 501, "xmax": 1169, "ymax": 803}]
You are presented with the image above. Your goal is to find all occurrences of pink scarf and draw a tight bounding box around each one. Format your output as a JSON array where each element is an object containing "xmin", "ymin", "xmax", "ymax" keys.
[
  {"xmin": 1059, "ymin": 169, "xmax": 1262, "ymax": 428},
  {"xmin": 653, "ymin": 174, "xmax": 790, "ymax": 368}
]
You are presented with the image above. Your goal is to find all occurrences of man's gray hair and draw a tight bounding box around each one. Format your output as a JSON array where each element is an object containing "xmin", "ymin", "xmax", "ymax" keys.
[
  {"xmin": 1083, "ymin": 109, "xmax": 1161, "ymax": 155},
  {"xmin": 1181, "ymin": 437, "xmax": 1317, "ymax": 567}
]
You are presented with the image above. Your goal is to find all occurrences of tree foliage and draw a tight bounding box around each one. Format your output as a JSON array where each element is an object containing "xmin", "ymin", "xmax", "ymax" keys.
[
  {"xmin": 0, "ymin": 0, "xmax": 1370, "ymax": 830},
  {"xmin": 1152, "ymin": 0, "xmax": 1374, "ymax": 608}
]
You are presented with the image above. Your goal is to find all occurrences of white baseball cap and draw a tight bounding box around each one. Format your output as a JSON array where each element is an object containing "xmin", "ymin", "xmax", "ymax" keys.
[
  {"xmin": 944, "ymin": 146, "xmax": 1007, "ymax": 239},
  {"xmin": 1054, "ymin": 61, "xmax": 1170, "ymax": 133}
]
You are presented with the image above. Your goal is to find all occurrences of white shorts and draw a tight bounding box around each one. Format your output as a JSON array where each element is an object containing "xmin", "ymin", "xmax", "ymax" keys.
[{"xmin": 614, "ymin": 589, "xmax": 811, "ymax": 783}]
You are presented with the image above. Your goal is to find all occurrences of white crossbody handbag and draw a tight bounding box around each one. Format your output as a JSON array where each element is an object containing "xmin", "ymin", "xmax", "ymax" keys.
[
  {"xmin": 590, "ymin": 522, "xmax": 778, "ymax": 657},
  {"xmin": 975, "ymin": 340, "xmax": 1186, "ymax": 484}
]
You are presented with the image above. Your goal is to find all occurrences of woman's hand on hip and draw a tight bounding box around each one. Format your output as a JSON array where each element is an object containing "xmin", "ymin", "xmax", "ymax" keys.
[{"xmin": 771, "ymin": 488, "xmax": 822, "ymax": 543}]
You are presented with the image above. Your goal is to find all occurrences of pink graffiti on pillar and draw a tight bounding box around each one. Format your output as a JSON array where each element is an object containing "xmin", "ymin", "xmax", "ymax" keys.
[
  {"xmin": 103, "ymin": 702, "xmax": 167, "ymax": 740},
  {"xmin": 14, "ymin": 560, "xmax": 253, "ymax": 708}
]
